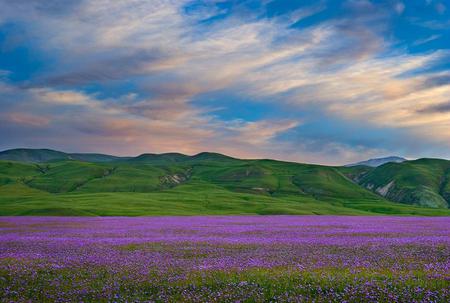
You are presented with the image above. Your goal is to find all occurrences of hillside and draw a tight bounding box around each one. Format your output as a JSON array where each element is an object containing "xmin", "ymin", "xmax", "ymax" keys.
[
  {"xmin": 0, "ymin": 149, "xmax": 449, "ymax": 216},
  {"xmin": 354, "ymin": 159, "xmax": 450, "ymax": 208},
  {"xmin": 0, "ymin": 148, "xmax": 128, "ymax": 163}
]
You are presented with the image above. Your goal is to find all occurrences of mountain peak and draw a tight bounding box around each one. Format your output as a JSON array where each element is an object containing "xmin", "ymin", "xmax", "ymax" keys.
[
  {"xmin": 0, "ymin": 148, "xmax": 126, "ymax": 163},
  {"xmin": 133, "ymin": 153, "xmax": 189, "ymax": 162},
  {"xmin": 346, "ymin": 156, "xmax": 407, "ymax": 167},
  {"xmin": 191, "ymin": 152, "xmax": 236, "ymax": 161},
  {"xmin": 0, "ymin": 148, "xmax": 69, "ymax": 163}
]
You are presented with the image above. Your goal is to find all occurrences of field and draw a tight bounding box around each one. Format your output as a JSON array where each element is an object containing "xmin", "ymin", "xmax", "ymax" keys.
[
  {"xmin": 1, "ymin": 153, "xmax": 450, "ymax": 217},
  {"xmin": 1, "ymin": 216, "xmax": 449, "ymax": 302},
  {"xmin": 2, "ymin": 182, "xmax": 449, "ymax": 217}
]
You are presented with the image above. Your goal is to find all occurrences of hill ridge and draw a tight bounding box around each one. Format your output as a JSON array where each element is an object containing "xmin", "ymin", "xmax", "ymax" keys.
[
  {"xmin": 0, "ymin": 148, "xmax": 449, "ymax": 213},
  {"xmin": 0, "ymin": 148, "xmax": 238, "ymax": 163},
  {"xmin": 346, "ymin": 156, "xmax": 407, "ymax": 167}
]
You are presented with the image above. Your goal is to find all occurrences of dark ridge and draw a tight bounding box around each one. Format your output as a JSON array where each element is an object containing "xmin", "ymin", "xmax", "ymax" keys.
[
  {"xmin": 131, "ymin": 153, "xmax": 189, "ymax": 162},
  {"xmin": 191, "ymin": 152, "xmax": 237, "ymax": 161},
  {"xmin": 0, "ymin": 148, "xmax": 70, "ymax": 163},
  {"xmin": 70, "ymin": 153, "xmax": 130, "ymax": 162}
]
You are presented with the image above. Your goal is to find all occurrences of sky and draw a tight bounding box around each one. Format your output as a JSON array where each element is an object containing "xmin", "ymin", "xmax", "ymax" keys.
[{"xmin": 0, "ymin": 0, "xmax": 450, "ymax": 165}]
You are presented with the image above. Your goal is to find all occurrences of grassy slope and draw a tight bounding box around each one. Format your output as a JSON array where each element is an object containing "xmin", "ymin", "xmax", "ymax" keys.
[
  {"xmin": 357, "ymin": 159, "xmax": 450, "ymax": 208},
  {"xmin": 0, "ymin": 159, "xmax": 449, "ymax": 216},
  {"xmin": 0, "ymin": 148, "xmax": 70, "ymax": 162},
  {"xmin": 0, "ymin": 148, "xmax": 127, "ymax": 163}
]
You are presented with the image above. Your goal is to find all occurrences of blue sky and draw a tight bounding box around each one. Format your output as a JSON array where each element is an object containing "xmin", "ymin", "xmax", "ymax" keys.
[{"xmin": 0, "ymin": 0, "xmax": 450, "ymax": 164}]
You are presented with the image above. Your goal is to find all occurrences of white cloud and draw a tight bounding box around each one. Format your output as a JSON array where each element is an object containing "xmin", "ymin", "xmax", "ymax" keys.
[
  {"xmin": 413, "ymin": 34, "xmax": 442, "ymax": 46},
  {"xmin": 1, "ymin": 0, "xmax": 450, "ymax": 163}
]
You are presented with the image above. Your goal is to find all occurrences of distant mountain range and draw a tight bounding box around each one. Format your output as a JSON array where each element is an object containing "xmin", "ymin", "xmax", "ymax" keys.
[
  {"xmin": 0, "ymin": 148, "xmax": 449, "ymax": 216},
  {"xmin": 0, "ymin": 148, "xmax": 130, "ymax": 163},
  {"xmin": 0, "ymin": 148, "xmax": 236, "ymax": 163},
  {"xmin": 346, "ymin": 156, "xmax": 407, "ymax": 167},
  {"xmin": 0, "ymin": 148, "xmax": 407, "ymax": 167}
]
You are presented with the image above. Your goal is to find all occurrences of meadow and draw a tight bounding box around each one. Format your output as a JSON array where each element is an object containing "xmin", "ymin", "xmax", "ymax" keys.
[
  {"xmin": 0, "ymin": 216, "xmax": 449, "ymax": 302},
  {"xmin": 1, "ymin": 150, "xmax": 450, "ymax": 216}
]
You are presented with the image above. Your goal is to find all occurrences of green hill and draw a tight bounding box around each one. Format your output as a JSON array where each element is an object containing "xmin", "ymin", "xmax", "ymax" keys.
[
  {"xmin": 0, "ymin": 148, "xmax": 70, "ymax": 162},
  {"xmin": 0, "ymin": 148, "xmax": 449, "ymax": 216},
  {"xmin": 354, "ymin": 159, "xmax": 450, "ymax": 208},
  {"xmin": 0, "ymin": 148, "xmax": 127, "ymax": 163},
  {"xmin": 131, "ymin": 153, "xmax": 189, "ymax": 163}
]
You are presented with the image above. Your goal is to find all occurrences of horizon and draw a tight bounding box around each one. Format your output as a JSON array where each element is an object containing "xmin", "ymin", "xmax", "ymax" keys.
[
  {"xmin": 12, "ymin": 146, "xmax": 450, "ymax": 166},
  {"xmin": 7, "ymin": 146, "xmax": 450, "ymax": 166},
  {"xmin": 1, "ymin": 1, "xmax": 450, "ymax": 165}
]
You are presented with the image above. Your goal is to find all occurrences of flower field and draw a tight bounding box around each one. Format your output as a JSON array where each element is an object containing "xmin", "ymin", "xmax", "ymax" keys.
[{"xmin": 0, "ymin": 216, "xmax": 449, "ymax": 302}]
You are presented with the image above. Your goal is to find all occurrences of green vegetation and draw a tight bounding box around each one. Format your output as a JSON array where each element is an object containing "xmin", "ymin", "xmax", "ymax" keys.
[
  {"xmin": 0, "ymin": 148, "xmax": 127, "ymax": 163},
  {"xmin": 0, "ymin": 148, "xmax": 449, "ymax": 216},
  {"xmin": 356, "ymin": 159, "xmax": 450, "ymax": 208}
]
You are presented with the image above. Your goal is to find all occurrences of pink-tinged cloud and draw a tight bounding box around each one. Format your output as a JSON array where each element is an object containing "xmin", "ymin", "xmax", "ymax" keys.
[
  {"xmin": 2, "ymin": 113, "xmax": 50, "ymax": 127},
  {"xmin": 0, "ymin": 0, "xmax": 450, "ymax": 164}
]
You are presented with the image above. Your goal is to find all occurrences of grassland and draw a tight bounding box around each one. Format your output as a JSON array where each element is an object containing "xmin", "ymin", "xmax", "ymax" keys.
[
  {"xmin": 0, "ymin": 149, "xmax": 449, "ymax": 216},
  {"xmin": 358, "ymin": 158, "xmax": 450, "ymax": 208}
]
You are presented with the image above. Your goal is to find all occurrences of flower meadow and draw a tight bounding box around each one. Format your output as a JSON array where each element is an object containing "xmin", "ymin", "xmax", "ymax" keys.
[{"xmin": 0, "ymin": 216, "xmax": 449, "ymax": 302}]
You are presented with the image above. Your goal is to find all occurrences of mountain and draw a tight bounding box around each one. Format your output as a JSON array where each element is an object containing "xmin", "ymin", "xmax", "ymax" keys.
[
  {"xmin": 355, "ymin": 158, "xmax": 450, "ymax": 208},
  {"xmin": 0, "ymin": 148, "xmax": 128, "ymax": 163},
  {"xmin": 69, "ymin": 153, "xmax": 130, "ymax": 162},
  {"xmin": 0, "ymin": 148, "xmax": 449, "ymax": 216},
  {"xmin": 130, "ymin": 153, "xmax": 189, "ymax": 163},
  {"xmin": 190, "ymin": 152, "xmax": 237, "ymax": 161},
  {"xmin": 0, "ymin": 149, "xmax": 235, "ymax": 164},
  {"xmin": 0, "ymin": 148, "xmax": 70, "ymax": 162},
  {"xmin": 346, "ymin": 156, "xmax": 407, "ymax": 167}
]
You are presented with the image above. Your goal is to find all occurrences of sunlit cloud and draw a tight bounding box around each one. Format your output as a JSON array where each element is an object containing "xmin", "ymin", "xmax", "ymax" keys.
[{"xmin": 0, "ymin": 0, "xmax": 449, "ymax": 164}]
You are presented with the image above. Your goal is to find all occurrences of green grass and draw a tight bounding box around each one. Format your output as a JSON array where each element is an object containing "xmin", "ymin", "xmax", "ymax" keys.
[
  {"xmin": 0, "ymin": 179, "xmax": 448, "ymax": 217},
  {"xmin": 359, "ymin": 159, "xmax": 450, "ymax": 208},
  {"xmin": 0, "ymin": 155, "xmax": 449, "ymax": 216}
]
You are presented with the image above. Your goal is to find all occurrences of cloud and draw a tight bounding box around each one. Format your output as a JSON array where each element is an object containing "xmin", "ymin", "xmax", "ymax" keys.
[
  {"xmin": 415, "ymin": 19, "xmax": 450, "ymax": 30},
  {"xmin": 1, "ymin": 112, "xmax": 50, "ymax": 127},
  {"xmin": 394, "ymin": 2, "xmax": 405, "ymax": 14},
  {"xmin": 0, "ymin": 80, "xmax": 300, "ymax": 159},
  {"xmin": 422, "ymin": 74, "xmax": 450, "ymax": 88},
  {"xmin": 1, "ymin": 0, "xmax": 450, "ymax": 163},
  {"xmin": 412, "ymin": 34, "xmax": 442, "ymax": 46},
  {"xmin": 0, "ymin": 70, "xmax": 11, "ymax": 78},
  {"xmin": 31, "ymin": 88, "xmax": 98, "ymax": 106},
  {"xmin": 435, "ymin": 2, "xmax": 446, "ymax": 14},
  {"xmin": 44, "ymin": 49, "xmax": 183, "ymax": 86},
  {"xmin": 417, "ymin": 101, "xmax": 450, "ymax": 113},
  {"xmin": 224, "ymin": 119, "xmax": 300, "ymax": 146}
]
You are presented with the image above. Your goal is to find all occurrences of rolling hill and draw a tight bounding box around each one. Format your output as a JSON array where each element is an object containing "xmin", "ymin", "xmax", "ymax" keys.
[
  {"xmin": 355, "ymin": 159, "xmax": 450, "ymax": 208},
  {"xmin": 0, "ymin": 148, "xmax": 128, "ymax": 163},
  {"xmin": 0, "ymin": 148, "xmax": 449, "ymax": 216}
]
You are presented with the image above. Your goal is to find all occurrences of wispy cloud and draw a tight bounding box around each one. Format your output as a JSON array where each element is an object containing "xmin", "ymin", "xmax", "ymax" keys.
[
  {"xmin": 0, "ymin": 0, "xmax": 449, "ymax": 163},
  {"xmin": 2, "ymin": 112, "xmax": 50, "ymax": 127},
  {"xmin": 413, "ymin": 34, "xmax": 442, "ymax": 46}
]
